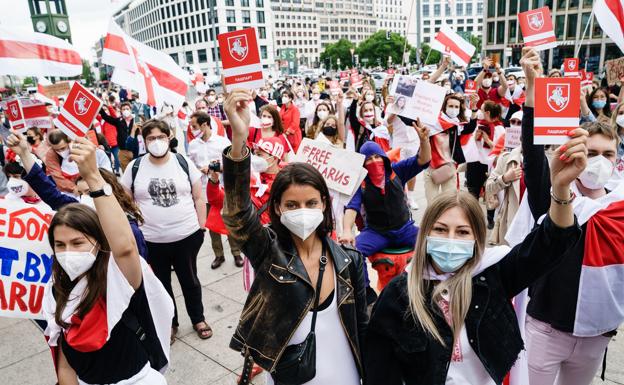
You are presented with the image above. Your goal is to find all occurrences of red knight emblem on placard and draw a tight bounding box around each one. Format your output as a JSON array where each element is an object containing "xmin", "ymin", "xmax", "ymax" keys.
[
  {"xmin": 528, "ymin": 11, "xmax": 545, "ymax": 31},
  {"xmin": 228, "ymin": 34, "xmax": 249, "ymax": 62},
  {"xmin": 74, "ymin": 91, "xmax": 92, "ymax": 116},
  {"xmin": 547, "ymin": 83, "xmax": 570, "ymax": 113},
  {"xmin": 9, "ymin": 104, "xmax": 18, "ymax": 119}
]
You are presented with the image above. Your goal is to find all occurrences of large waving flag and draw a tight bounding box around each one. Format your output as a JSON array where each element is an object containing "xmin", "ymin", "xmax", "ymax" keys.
[
  {"xmin": 0, "ymin": 26, "xmax": 82, "ymax": 77},
  {"xmin": 431, "ymin": 25, "xmax": 476, "ymax": 67},
  {"xmin": 594, "ymin": 0, "xmax": 624, "ymax": 52},
  {"xmin": 102, "ymin": 19, "xmax": 189, "ymax": 108}
]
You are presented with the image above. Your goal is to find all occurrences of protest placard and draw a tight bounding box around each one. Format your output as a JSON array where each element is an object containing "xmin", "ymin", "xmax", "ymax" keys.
[
  {"xmin": 21, "ymin": 98, "xmax": 53, "ymax": 130},
  {"xmin": 464, "ymin": 79, "xmax": 477, "ymax": 95},
  {"xmin": 504, "ymin": 125, "xmax": 522, "ymax": 149},
  {"xmin": 389, "ymin": 76, "xmax": 446, "ymax": 129},
  {"xmin": 606, "ymin": 57, "xmax": 624, "ymax": 85},
  {"xmin": 41, "ymin": 82, "xmax": 71, "ymax": 98},
  {"xmin": 54, "ymin": 82, "xmax": 102, "ymax": 140},
  {"xmin": 350, "ymin": 73, "xmax": 363, "ymax": 88},
  {"xmin": 581, "ymin": 70, "xmax": 594, "ymax": 89},
  {"xmin": 5, "ymin": 98, "xmax": 26, "ymax": 132},
  {"xmin": 340, "ymin": 71, "xmax": 349, "ymax": 82},
  {"xmin": 519, "ymin": 7, "xmax": 558, "ymax": 51},
  {"xmin": 0, "ymin": 199, "xmax": 54, "ymax": 320},
  {"xmin": 564, "ymin": 58, "xmax": 579, "ymax": 77},
  {"xmin": 218, "ymin": 28, "xmax": 264, "ymax": 91},
  {"xmin": 534, "ymin": 77, "xmax": 580, "ymax": 145},
  {"xmin": 328, "ymin": 80, "xmax": 341, "ymax": 95},
  {"xmin": 293, "ymin": 138, "xmax": 365, "ymax": 196}
]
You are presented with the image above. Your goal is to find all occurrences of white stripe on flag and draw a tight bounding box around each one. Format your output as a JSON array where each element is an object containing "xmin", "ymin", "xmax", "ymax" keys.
[
  {"xmin": 223, "ymin": 63, "xmax": 264, "ymax": 77},
  {"xmin": 594, "ymin": 0, "xmax": 624, "ymax": 53},
  {"xmin": 523, "ymin": 30, "xmax": 556, "ymax": 43},
  {"xmin": 57, "ymin": 110, "xmax": 90, "ymax": 139},
  {"xmin": 534, "ymin": 117, "xmax": 579, "ymax": 126}
]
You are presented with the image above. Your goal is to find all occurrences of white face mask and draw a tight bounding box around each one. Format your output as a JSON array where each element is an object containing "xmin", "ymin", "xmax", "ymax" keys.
[
  {"xmin": 261, "ymin": 117, "xmax": 273, "ymax": 128},
  {"xmin": 147, "ymin": 139, "xmax": 169, "ymax": 158},
  {"xmin": 507, "ymin": 80, "xmax": 516, "ymax": 88},
  {"xmin": 280, "ymin": 208, "xmax": 324, "ymax": 240},
  {"xmin": 578, "ymin": 155, "xmax": 614, "ymax": 190},
  {"xmin": 312, "ymin": 94, "xmax": 321, "ymax": 101},
  {"xmin": 616, "ymin": 114, "xmax": 624, "ymax": 128},
  {"xmin": 79, "ymin": 194, "xmax": 96, "ymax": 209},
  {"xmin": 56, "ymin": 245, "xmax": 98, "ymax": 281},
  {"xmin": 251, "ymin": 154, "xmax": 270, "ymax": 173},
  {"xmin": 482, "ymin": 78, "xmax": 492, "ymax": 88},
  {"xmin": 56, "ymin": 148, "xmax": 70, "ymax": 159},
  {"xmin": 122, "ymin": 109, "xmax": 132, "ymax": 118},
  {"xmin": 445, "ymin": 107, "xmax": 460, "ymax": 119},
  {"xmin": 317, "ymin": 110, "xmax": 329, "ymax": 120},
  {"xmin": 282, "ymin": 96, "xmax": 291, "ymax": 104},
  {"xmin": 297, "ymin": 91, "xmax": 304, "ymax": 98},
  {"xmin": 510, "ymin": 124, "xmax": 522, "ymax": 131},
  {"xmin": 7, "ymin": 178, "xmax": 28, "ymax": 197},
  {"xmin": 207, "ymin": 95, "xmax": 216, "ymax": 103},
  {"xmin": 476, "ymin": 110, "xmax": 485, "ymax": 120},
  {"xmin": 365, "ymin": 94, "xmax": 375, "ymax": 102},
  {"xmin": 191, "ymin": 128, "xmax": 202, "ymax": 138}
]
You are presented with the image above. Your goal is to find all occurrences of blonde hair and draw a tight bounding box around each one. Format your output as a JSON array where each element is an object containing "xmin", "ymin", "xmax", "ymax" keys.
[
  {"xmin": 314, "ymin": 115, "xmax": 344, "ymax": 147},
  {"xmin": 407, "ymin": 191, "xmax": 486, "ymax": 345},
  {"xmin": 610, "ymin": 101, "xmax": 624, "ymax": 136}
]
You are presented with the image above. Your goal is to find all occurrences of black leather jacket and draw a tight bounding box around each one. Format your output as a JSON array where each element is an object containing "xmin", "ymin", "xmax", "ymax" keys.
[
  {"xmin": 221, "ymin": 146, "xmax": 369, "ymax": 376},
  {"xmin": 364, "ymin": 215, "xmax": 582, "ymax": 385}
]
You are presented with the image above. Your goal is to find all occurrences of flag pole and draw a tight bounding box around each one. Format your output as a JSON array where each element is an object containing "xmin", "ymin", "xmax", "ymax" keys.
[
  {"xmin": 402, "ymin": 0, "xmax": 416, "ymax": 68},
  {"xmin": 575, "ymin": 8, "xmax": 594, "ymax": 59}
]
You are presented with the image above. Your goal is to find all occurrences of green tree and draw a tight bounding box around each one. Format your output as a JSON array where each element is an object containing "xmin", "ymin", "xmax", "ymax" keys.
[
  {"xmin": 81, "ymin": 60, "xmax": 95, "ymax": 86},
  {"xmin": 22, "ymin": 77, "xmax": 35, "ymax": 87},
  {"xmin": 469, "ymin": 34, "xmax": 482, "ymax": 63},
  {"xmin": 356, "ymin": 30, "xmax": 412, "ymax": 68},
  {"xmin": 420, "ymin": 43, "xmax": 441, "ymax": 65},
  {"xmin": 319, "ymin": 39, "xmax": 355, "ymax": 70}
]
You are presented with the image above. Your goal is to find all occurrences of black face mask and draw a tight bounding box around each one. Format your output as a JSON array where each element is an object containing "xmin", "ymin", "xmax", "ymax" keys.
[
  {"xmin": 322, "ymin": 125, "xmax": 337, "ymax": 137},
  {"xmin": 26, "ymin": 136, "xmax": 36, "ymax": 145}
]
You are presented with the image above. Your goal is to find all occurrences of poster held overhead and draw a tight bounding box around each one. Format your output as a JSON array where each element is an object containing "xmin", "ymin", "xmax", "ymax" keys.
[
  {"xmin": 518, "ymin": 7, "xmax": 558, "ymax": 51},
  {"xmin": 5, "ymin": 98, "xmax": 26, "ymax": 133},
  {"xmin": 534, "ymin": 77, "xmax": 581, "ymax": 145},
  {"xmin": 54, "ymin": 82, "xmax": 103, "ymax": 140},
  {"xmin": 218, "ymin": 28, "xmax": 264, "ymax": 91},
  {"xmin": 564, "ymin": 58, "xmax": 580, "ymax": 77}
]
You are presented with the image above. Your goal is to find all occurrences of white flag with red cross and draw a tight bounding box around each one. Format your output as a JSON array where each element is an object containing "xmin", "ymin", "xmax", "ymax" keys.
[
  {"xmin": 430, "ymin": 25, "xmax": 476, "ymax": 68},
  {"xmin": 101, "ymin": 19, "xmax": 189, "ymax": 108}
]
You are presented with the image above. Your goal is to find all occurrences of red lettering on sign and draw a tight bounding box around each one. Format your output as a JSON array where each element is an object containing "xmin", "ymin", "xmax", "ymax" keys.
[{"xmin": 9, "ymin": 281, "xmax": 27, "ymax": 312}]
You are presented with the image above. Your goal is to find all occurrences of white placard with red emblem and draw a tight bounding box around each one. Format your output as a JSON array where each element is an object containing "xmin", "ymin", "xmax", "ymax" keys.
[
  {"xmin": 564, "ymin": 58, "xmax": 579, "ymax": 77},
  {"xmin": 518, "ymin": 7, "xmax": 558, "ymax": 51},
  {"xmin": 350, "ymin": 74, "xmax": 363, "ymax": 89},
  {"xmin": 581, "ymin": 70, "xmax": 594, "ymax": 89},
  {"xmin": 54, "ymin": 82, "xmax": 103, "ymax": 140},
  {"xmin": 534, "ymin": 77, "xmax": 580, "ymax": 145},
  {"xmin": 464, "ymin": 79, "xmax": 477, "ymax": 95},
  {"xmin": 218, "ymin": 28, "xmax": 264, "ymax": 91},
  {"xmin": 340, "ymin": 71, "xmax": 349, "ymax": 83},
  {"xmin": 328, "ymin": 80, "xmax": 341, "ymax": 95},
  {"xmin": 293, "ymin": 138, "xmax": 366, "ymax": 196},
  {"xmin": 5, "ymin": 98, "xmax": 26, "ymax": 133}
]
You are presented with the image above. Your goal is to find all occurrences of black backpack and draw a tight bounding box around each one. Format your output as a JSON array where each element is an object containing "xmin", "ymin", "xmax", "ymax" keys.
[{"xmin": 130, "ymin": 152, "xmax": 191, "ymax": 194}]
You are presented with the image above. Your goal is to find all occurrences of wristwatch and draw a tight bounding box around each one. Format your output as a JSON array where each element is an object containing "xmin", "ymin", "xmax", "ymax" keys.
[{"xmin": 89, "ymin": 183, "xmax": 113, "ymax": 198}]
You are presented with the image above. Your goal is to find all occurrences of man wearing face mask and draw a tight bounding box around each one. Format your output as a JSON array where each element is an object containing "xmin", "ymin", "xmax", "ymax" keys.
[
  {"xmin": 204, "ymin": 89, "xmax": 230, "ymax": 126},
  {"xmin": 341, "ymin": 123, "xmax": 431, "ymax": 302},
  {"xmin": 2, "ymin": 162, "xmax": 41, "ymax": 204},
  {"xmin": 502, "ymin": 74, "xmax": 526, "ymax": 124},
  {"xmin": 474, "ymin": 57, "xmax": 508, "ymax": 109},
  {"xmin": 100, "ymin": 101, "xmax": 135, "ymax": 171},
  {"xmin": 514, "ymin": 48, "xmax": 624, "ymax": 385}
]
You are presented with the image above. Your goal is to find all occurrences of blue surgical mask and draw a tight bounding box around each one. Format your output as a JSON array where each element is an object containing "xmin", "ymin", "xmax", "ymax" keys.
[
  {"xmin": 426, "ymin": 236, "xmax": 475, "ymax": 273},
  {"xmin": 592, "ymin": 100, "xmax": 607, "ymax": 109}
]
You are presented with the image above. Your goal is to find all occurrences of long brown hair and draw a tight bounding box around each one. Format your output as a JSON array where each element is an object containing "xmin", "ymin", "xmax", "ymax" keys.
[
  {"xmin": 307, "ymin": 101, "xmax": 334, "ymax": 138},
  {"xmin": 49, "ymin": 204, "xmax": 111, "ymax": 328},
  {"xmin": 442, "ymin": 94, "xmax": 468, "ymax": 123},
  {"xmin": 259, "ymin": 105, "xmax": 285, "ymax": 135},
  {"xmin": 407, "ymin": 191, "xmax": 486, "ymax": 345}
]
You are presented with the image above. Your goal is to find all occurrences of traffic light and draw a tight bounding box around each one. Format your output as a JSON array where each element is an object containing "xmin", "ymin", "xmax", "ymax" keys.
[{"xmin": 386, "ymin": 30, "xmax": 391, "ymax": 40}]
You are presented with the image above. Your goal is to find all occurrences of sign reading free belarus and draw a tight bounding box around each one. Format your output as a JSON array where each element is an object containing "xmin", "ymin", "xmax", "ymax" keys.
[
  {"xmin": 54, "ymin": 82, "xmax": 102, "ymax": 140},
  {"xmin": 218, "ymin": 28, "xmax": 264, "ymax": 91},
  {"xmin": 0, "ymin": 199, "xmax": 54, "ymax": 320},
  {"xmin": 293, "ymin": 138, "xmax": 365, "ymax": 196}
]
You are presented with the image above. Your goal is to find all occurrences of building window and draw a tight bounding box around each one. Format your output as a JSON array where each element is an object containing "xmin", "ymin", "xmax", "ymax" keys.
[
  {"xmin": 226, "ymin": 10, "xmax": 236, "ymax": 23},
  {"xmin": 591, "ymin": 15, "xmax": 602, "ymax": 38},
  {"xmin": 508, "ymin": 20, "xmax": 517, "ymax": 43},
  {"xmin": 555, "ymin": 15, "xmax": 565, "ymax": 39},
  {"xmin": 497, "ymin": 0, "xmax": 506, "ymax": 16},
  {"xmin": 496, "ymin": 21, "xmax": 505, "ymax": 43},
  {"xmin": 457, "ymin": 3, "xmax": 463, "ymax": 15},
  {"xmin": 225, "ymin": 0, "xmax": 234, "ymax": 6},
  {"xmin": 186, "ymin": 51, "xmax": 193, "ymax": 64},
  {"xmin": 509, "ymin": 0, "xmax": 518, "ymax": 14},
  {"xmin": 241, "ymin": 0, "xmax": 249, "ymax": 6},
  {"xmin": 422, "ymin": 4, "xmax": 429, "ymax": 17},
  {"xmin": 477, "ymin": 2, "xmax": 484, "ymax": 15},
  {"xmin": 256, "ymin": 0, "xmax": 264, "ymax": 6},
  {"xmin": 569, "ymin": 0, "xmax": 579, "ymax": 9},
  {"xmin": 170, "ymin": 53, "xmax": 179, "ymax": 64},
  {"xmin": 228, "ymin": 26, "xmax": 236, "ymax": 32},
  {"xmin": 260, "ymin": 45, "xmax": 268, "ymax": 59},
  {"xmin": 487, "ymin": 0, "xmax": 495, "ymax": 17},
  {"xmin": 567, "ymin": 14, "xmax": 577, "ymax": 39},
  {"xmin": 198, "ymin": 49, "xmax": 207, "ymax": 63},
  {"xmin": 258, "ymin": 26, "xmax": 266, "ymax": 39},
  {"xmin": 466, "ymin": 3, "xmax": 473, "ymax": 15},
  {"xmin": 257, "ymin": 11, "xmax": 265, "ymax": 23},
  {"xmin": 487, "ymin": 22, "xmax": 495, "ymax": 44},
  {"xmin": 242, "ymin": 10, "xmax": 251, "ymax": 23},
  {"xmin": 434, "ymin": 4, "xmax": 440, "ymax": 16}
]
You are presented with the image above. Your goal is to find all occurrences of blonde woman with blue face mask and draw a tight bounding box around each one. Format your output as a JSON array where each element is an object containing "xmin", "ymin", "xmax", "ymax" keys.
[{"xmin": 364, "ymin": 122, "xmax": 587, "ymax": 384}]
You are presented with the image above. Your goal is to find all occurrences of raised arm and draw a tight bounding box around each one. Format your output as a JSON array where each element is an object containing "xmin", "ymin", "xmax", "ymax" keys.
[
  {"xmin": 71, "ymin": 137, "xmax": 141, "ymax": 289},
  {"xmin": 336, "ymin": 91, "xmax": 346, "ymax": 143},
  {"xmin": 475, "ymin": 57, "xmax": 491, "ymax": 88},
  {"xmin": 99, "ymin": 107, "xmax": 117, "ymax": 125},
  {"xmin": 429, "ymin": 56, "xmax": 450, "ymax": 84},
  {"xmin": 496, "ymin": 64, "xmax": 508, "ymax": 97}
]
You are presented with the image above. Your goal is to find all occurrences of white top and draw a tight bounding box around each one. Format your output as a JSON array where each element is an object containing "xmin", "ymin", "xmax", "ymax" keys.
[
  {"xmin": 446, "ymin": 326, "xmax": 496, "ymax": 385},
  {"xmin": 121, "ymin": 153, "xmax": 202, "ymax": 243},
  {"xmin": 389, "ymin": 115, "xmax": 419, "ymax": 146},
  {"xmin": 187, "ymin": 133, "xmax": 231, "ymax": 187},
  {"xmin": 266, "ymin": 274, "xmax": 360, "ymax": 385}
]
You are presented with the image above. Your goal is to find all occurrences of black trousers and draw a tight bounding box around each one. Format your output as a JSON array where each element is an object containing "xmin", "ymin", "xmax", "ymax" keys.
[
  {"xmin": 146, "ymin": 229, "xmax": 205, "ymax": 326},
  {"xmin": 465, "ymin": 161, "xmax": 494, "ymax": 222}
]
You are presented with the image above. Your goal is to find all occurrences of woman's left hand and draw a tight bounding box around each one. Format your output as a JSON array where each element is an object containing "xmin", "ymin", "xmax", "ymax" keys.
[
  {"xmin": 550, "ymin": 128, "xmax": 589, "ymax": 188},
  {"xmin": 70, "ymin": 137, "xmax": 100, "ymax": 182}
]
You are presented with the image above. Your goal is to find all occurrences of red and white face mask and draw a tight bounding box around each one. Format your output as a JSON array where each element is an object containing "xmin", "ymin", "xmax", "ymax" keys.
[{"xmin": 365, "ymin": 158, "xmax": 386, "ymax": 191}]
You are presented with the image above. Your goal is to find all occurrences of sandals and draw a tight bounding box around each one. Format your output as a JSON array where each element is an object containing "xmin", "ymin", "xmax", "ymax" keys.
[
  {"xmin": 170, "ymin": 326, "xmax": 178, "ymax": 345},
  {"xmin": 193, "ymin": 321, "xmax": 213, "ymax": 339}
]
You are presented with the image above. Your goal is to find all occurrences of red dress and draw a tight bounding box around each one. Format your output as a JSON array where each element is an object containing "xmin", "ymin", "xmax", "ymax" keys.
[{"xmin": 279, "ymin": 103, "xmax": 302, "ymax": 152}]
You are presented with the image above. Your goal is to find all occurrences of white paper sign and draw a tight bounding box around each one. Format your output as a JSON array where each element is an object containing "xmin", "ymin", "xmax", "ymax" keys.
[
  {"xmin": 389, "ymin": 76, "xmax": 446, "ymax": 129},
  {"xmin": 293, "ymin": 138, "xmax": 366, "ymax": 196},
  {"xmin": 504, "ymin": 125, "xmax": 522, "ymax": 149}
]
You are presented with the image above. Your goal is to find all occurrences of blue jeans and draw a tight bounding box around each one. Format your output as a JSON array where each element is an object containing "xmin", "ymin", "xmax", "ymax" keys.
[{"xmin": 111, "ymin": 146, "xmax": 120, "ymax": 173}]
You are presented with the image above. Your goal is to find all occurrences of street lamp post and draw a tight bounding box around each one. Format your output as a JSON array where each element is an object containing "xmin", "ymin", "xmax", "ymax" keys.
[
  {"xmin": 337, "ymin": 58, "xmax": 341, "ymax": 71},
  {"xmin": 350, "ymin": 48, "xmax": 355, "ymax": 68}
]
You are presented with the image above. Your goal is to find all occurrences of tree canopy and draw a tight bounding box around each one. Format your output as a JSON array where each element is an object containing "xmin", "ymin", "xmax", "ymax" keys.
[
  {"xmin": 319, "ymin": 39, "xmax": 355, "ymax": 70},
  {"xmin": 356, "ymin": 30, "xmax": 412, "ymax": 67}
]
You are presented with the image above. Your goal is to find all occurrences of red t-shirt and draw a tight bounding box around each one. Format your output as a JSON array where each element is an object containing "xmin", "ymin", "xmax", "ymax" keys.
[{"xmin": 477, "ymin": 87, "xmax": 504, "ymax": 109}]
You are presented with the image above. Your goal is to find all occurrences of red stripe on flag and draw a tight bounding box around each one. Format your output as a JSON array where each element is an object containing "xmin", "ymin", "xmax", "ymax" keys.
[
  {"xmin": 605, "ymin": 0, "xmax": 624, "ymax": 37},
  {"xmin": 0, "ymin": 39, "xmax": 81, "ymax": 65},
  {"xmin": 103, "ymin": 33, "xmax": 129, "ymax": 55},
  {"xmin": 146, "ymin": 63, "xmax": 188, "ymax": 96},
  {"xmin": 435, "ymin": 31, "xmax": 471, "ymax": 65},
  {"xmin": 58, "ymin": 114, "xmax": 86, "ymax": 138},
  {"xmin": 23, "ymin": 104, "xmax": 49, "ymax": 119},
  {"xmin": 224, "ymin": 71, "xmax": 264, "ymax": 85}
]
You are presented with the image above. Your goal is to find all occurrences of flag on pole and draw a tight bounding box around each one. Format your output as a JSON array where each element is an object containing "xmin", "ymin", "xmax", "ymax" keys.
[
  {"xmin": 101, "ymin": 19, "xmax": 189, "ymax": 108},
  {"xmin": 0, "ymin": 26, "xmax": 82, "ymax": 77},
  {"xmin": 593, "ymin": 0, "xmax": 624, "ymax": 53},
  {"xmin": 430, "ymin": 25, "xmax": 476, "ymax": 67}
]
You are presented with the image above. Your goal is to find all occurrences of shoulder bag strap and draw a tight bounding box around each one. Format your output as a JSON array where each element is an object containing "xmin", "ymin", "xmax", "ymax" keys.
[{"xmin": 309, "ymin": 243, "xmax": 327, "ymax": 332}]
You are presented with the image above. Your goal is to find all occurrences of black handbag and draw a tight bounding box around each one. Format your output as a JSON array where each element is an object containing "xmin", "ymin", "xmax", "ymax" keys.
[{"xmin": 271, "ymin": 246, "xmax": 328, "ymax": 385}]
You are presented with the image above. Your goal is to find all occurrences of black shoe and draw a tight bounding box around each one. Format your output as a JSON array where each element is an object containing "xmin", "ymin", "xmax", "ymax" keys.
[
  {"xmin": 234, "ymin": 255, "xmax": 244, "ymax": 268},
  {"xmin": 211, "ymin": 256, "xmax": 225, "ymax": 269},
  {"xmin": 487, "ymin": 219, "xmax": 494, "ymax": 230}
]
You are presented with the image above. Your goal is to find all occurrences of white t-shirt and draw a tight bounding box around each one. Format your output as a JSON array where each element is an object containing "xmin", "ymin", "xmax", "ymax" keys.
[
  {"xmin": 187, "ymin": 133, "xmax": 231, "ymax": 187},
  {"xmin": 121, "ymin": 153, "xmax": 202, "ymax": 243},
  {"xmin": 446, "ymin": 326, "xmax": 496, "ymax": 385}
]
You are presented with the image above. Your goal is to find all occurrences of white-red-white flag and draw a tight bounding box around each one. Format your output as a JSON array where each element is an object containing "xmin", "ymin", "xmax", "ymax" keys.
[
  {"xmin": 594, "ymin": 0, "xmax": 624, "ymax": 53},
  {"xmin": 101, "ymin": 19, "xmax": 189, "ymax": 108},
  {"xmin": 431, "ymin": 25, "xmax": 476, "ymax": 67},
  {"xmin": 0, "ymin": 26, "xmax": 82, "ymax": 77}
]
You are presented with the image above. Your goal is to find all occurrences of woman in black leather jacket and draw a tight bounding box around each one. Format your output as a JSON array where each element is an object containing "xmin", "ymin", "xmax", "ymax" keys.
[
  {"xmin": 364, "ymin": 100, "xmax": 587, "ymax": 384},
  {"xmin": 221, "ymin": 89, "xmax": 368, "ymax": 385}
]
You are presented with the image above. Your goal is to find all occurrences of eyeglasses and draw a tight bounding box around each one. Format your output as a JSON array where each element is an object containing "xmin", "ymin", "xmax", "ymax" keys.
[
  {"xmin": 145, "ymin": 134, "xmax": 168, "ymax": 142},
  {"xmin": 510, "ymin": 119, "xmax": 522, "ymax": 125}
]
